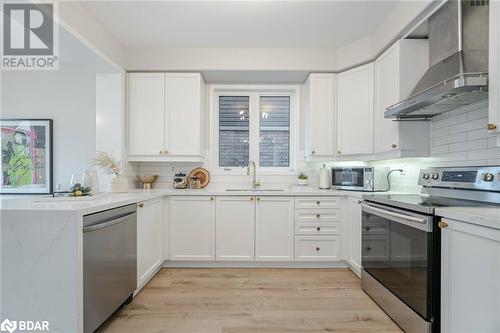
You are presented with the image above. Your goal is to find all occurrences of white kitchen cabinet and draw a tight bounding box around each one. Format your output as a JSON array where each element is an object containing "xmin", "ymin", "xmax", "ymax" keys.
[
  {"xmin": 128, "ymin": 72, "xmax": 206, "ymax": 161},
  {"xmin": 303, "ymin": 73, "xmax": 336, "ymax": 159},
  {"xmin": 337, "ymin": 63, "xmax": 374, "ymax": 155},
  {"xmin": 165, "ymin": 73, "xmax": 206, "ymax": 156},
  {"xmin": 170, "ymin": 196, "xmax": 216, "ymax": 261},
  {"xmin": 128, "ymin": 73, "xmax": 165, "ymax": 156},
  {"xmin": 489, "ymin": 1, "xmax": 500, "ymax": 144},
  {"xmin": 295, "ymin": 236, "xmax": 340, "ymax": 261},
  {"xmin": 374, "ymin": 39, "xmax": 430, "ymax": 155},
  {"xmin": 441, "ymin": 218, "xmax": 500, "ymax": 333},
  {"xmin": 216, "ymin": 196, "xmax": 255, "ymax": 261},
  {"xmin": 255, "ymin": 197, "xmax": 294, "ymax": 261},
  {"xmin": 137, "ymin": 198, "xmax": 163, "ymax": 289},
  {"xmin": 347, "ymin": 197, "xmax": 362, "ymax": 276}
]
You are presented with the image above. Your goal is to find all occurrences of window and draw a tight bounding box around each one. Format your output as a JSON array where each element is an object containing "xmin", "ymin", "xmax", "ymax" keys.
[
  {"xmin": 259, "ymin": 96, "xmax": 290, "ymax": 167},
  {"xmin": 218, "ymin": 96, "xmax": 249, "ymax": 167},
  {"xmin": 215, "ymin": 87, "xmax": 296, "ymax": 173}
]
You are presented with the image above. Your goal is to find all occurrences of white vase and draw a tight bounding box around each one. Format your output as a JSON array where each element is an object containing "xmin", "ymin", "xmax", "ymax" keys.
[
  {"xmin": 297, "ymin": 179, "xmax": 308, "ymax": 185},
  {"xmin": 109, "ymin": 175, "xmax": 129, "ymax": 193}
]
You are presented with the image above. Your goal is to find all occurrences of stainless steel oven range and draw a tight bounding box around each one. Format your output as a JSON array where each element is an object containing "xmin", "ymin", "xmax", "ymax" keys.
[{"xmin": 361, "ymin": 166, "xmax": 500, "ymax": 333}]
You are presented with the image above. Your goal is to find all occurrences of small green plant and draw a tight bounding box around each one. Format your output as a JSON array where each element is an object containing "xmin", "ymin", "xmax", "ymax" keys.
[{"xmin": 298, "ymin": 172, "xmax": 308, "ymax": 180}]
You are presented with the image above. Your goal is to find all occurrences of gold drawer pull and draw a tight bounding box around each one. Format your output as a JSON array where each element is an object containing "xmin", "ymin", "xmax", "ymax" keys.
[
  {"xmin": 391, "ymin": 144, "xmax": 397, "ymax": 148},
  {"xmin": 487, "ymin": 123, "xmax": 497, "ymax": 130},
  {"xmin": 138, "ymin": 203, "xmax": 144, "ymax": 208},
  {"xmin": 257, "ymin": 197, "xmax": 260, "ymax": 201},
  {"xmin": 312, "ymin": 150, "xmax": 316, "ymax": 155},
  {"xmin": 316, "ymin": 201, "xmax": 320, "ymax": 205},
  {"xmin": 316, "ymin": 227, "xmax": 321, "ymax": 231},
  {"xmin": 250, "ymin": 197, "xmax": 254, "ymax": 201},
  {"xmin": 315, "ymin": 247, "xmax": 320, "ymax": 251},
  {"xmin": 316, "ymin": 214, "xmax": 320, "ymax": 218},
  {"xmin": 438, "ymin": 221, "xmax": 448, "ymax": 229},
  {"xmin": 210, "ymin": 197, "xmax": 214, "ymax": 201}
]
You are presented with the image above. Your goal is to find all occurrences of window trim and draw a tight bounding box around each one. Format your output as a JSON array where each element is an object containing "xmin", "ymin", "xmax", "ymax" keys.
[{"xmin": 209, "ymin": 84, "xmax": 299, "ymax": 176}]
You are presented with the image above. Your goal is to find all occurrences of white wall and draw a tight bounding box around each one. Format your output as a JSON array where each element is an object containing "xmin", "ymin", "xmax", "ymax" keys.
[{"xmin": 1, "ymin": 26, "xmax": 124, "ymax": 189}]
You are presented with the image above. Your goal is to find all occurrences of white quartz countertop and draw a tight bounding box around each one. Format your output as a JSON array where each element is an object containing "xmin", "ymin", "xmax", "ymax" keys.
[
  {"xmin": 435, "ymin": 207, "xmax": 500, "ymax": 230},
  {"xmin": 0, "ymin": 187, "xmax": 366, "ymax": 215}
]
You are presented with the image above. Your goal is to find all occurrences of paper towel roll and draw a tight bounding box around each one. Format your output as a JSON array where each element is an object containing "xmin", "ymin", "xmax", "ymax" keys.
[{"xmin": 319, "ymin": 165, "xmax": 330, "ymax": 189}]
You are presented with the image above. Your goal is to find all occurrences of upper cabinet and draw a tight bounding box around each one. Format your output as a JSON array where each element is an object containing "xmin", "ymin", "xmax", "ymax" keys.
[
  {"xmin": 303, "ymin": 73, "xmax": 336, "ymax": 159},
  {"xmin": 489, "ymin": 1, "xmax": 500, "ymax": 145},
  {"xmin": 337, "ymin": 63, "xmax": 374, "ymax": 155},
  {"xmin": 128, "ymin": 72, "xmax": 206, "ymax": 161},
  {"xmin": 374, "ymin": 39, "xmax": 431, "ymax": 155}
]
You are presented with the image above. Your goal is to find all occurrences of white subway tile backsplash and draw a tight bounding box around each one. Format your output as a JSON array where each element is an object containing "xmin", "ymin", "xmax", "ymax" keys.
[
  {"xmin": 449, "ymin": 139, "xmax": 487, "ymax": 152},
  {"xmin": 430, "ymin": 102, "xmax": 498, "ymax": 166},
  {"xmin": 448, "ymin": 118, "xmax": 487, "ymax": 134},
  {"xmin": 432, "ymin": 132, "xmax": 466, "ymax": 146}
]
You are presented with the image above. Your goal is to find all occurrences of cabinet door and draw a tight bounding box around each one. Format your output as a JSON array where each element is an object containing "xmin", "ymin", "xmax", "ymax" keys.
[
  {"xmin": 255, "ymin": 197, "xmax": 294, "ymax": 261},
  {"xmin": 170, "ymin": 196, "xmax": 215, "ymax": 261},
  {"xmin": 489, "ymin": 1, "xmax": 500, "ymax": 139},
  {"xmin": 304, "ymin": 74, "xmax": 336, "ymax": 158},
  {"xmin": 128, "ymin": 73, "xmax": 165, "ymax": 156},
  {"xmin": 374, "ymin": 44, "xmax": 400, "ymax": 153},
  {"xmin": 337, "ymin": 63, "xmax": 374, "ymax": 155},
  {"xmin": 165, "ymin": 73, "xmax": 204, "ymax": 156},
  {"xmin": 216, "ymin": 196, "xmax": 255, "ymax": 261},
  {"xmin": 441, "ymin": 219, "xmax": 500, "ymax": 333},
  {"xmin": 348, "ymin": 197, "xmax": 362, "ymax": 276},
  {"xmin": 137, "ymin": 198, "xmax": 163, "ymax": 288}
]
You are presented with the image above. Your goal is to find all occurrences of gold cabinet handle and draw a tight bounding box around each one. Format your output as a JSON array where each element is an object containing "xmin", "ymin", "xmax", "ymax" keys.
[
  {"xmin": 316, "ymin": 214, "xmax": 320, "ymax": 218},
  {"xmin": 315, "ymin": 247, "xmax": 320, "ymax": 251},
  {"xmin": 210, "ymin": 197, "xmax": 214, "ymax": 201},
  {"xmin": 159, "ymin": 150, "xmax": 163, "ymax": 154},
  {"xmin": 316, "ymin": 201, "xmax": 320, "ymax": 205},
  {"xmin": 312, "ymin": 150, "xmax": 316, "ymax": 155},
  {"xmin": 487, "ymin": 123, "xmax": 497, "ymax": 130},
  {"xmin": 250, "ymin": 197, "xmax": 254, "ymax": 201},
  {"xmin": 164, "ymin": 150, "xmax": 168, "ymax": 154},
  {"xmin": 257, "ymin": 197, "xmax": 260, "ymax": 201},
  {"xmin": 337, "ymin": 150, "xmax": 341, "ymax": 154},
  {"xmin": 391, "ymin": 144, "xmax": 398, "ymax": 148},
  {"xmin": 316, "ymin": 227, "xmax": 321, "ymax": 231},
  {"xmin": 438, "ymin": 221, "xmax": 448, "ymax": 229},
  {"xmin": 138, "ymin": 203, "xmax": 144, "ymax": 208}
]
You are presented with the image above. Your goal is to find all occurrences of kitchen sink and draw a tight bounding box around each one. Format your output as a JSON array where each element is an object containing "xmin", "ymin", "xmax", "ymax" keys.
[{"xmin": 225, "ymin": 189, "xmax": 285, "ymax": 192}]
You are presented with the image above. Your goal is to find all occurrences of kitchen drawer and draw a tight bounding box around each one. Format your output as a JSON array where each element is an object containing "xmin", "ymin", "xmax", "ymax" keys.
[
  {"xmin": 295, "ymin": 209, "xmax": 340, "ymax": 223},
  {"xmin": 295, "ymin": 236, "xmax": 340, "ymax": 261},
  {"xmin": 362, "ymin": 223, "xmax": 389, "ymax": 235},
  {"xmin": 362, "ymin": 236, "xmax": 390, "ymax": 261},
  {"xmin": 295, "ymin": 223, "xmax": 341, "ymax": 235},
  {"xmin": 295, "ymin": 197, "xmax": 341, "ymax": 209}
]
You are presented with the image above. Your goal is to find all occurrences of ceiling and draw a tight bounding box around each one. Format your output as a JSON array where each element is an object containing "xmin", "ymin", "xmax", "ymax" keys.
[{"xmin": 82, "ymin": 1, "xmax": 399, "ymax": 49}]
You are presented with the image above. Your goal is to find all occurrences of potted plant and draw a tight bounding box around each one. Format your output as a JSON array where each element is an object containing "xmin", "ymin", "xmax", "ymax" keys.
[
  {"xmin": 297, "ymin": 172, "xmax": 308, "ymax": 185},
  {"xmin": 90, "ymin": 151, "xmax": 128, "ymax": 193}
]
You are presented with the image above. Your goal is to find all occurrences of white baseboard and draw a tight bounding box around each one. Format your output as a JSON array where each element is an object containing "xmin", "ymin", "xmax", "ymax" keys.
[{"xmin": 162, "ymin": 260, "xmax": 350, "ymax": 269}]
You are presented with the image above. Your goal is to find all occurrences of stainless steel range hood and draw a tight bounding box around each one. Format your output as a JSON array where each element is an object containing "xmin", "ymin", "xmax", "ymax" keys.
[{"xmin": 385, "ymin": 0, "xmax": 489, "ymax": 120}]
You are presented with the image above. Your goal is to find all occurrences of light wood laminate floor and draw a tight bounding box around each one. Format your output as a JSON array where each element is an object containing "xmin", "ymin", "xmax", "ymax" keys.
[{"xmin": 99, "ymin": 268, "xmax": 403, "ymax": 333}]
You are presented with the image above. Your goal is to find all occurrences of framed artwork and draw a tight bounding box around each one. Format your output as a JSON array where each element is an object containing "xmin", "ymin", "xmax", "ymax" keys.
[{"xmin": 0, "ymin": 119, "xmax": 53, "ymax": 194}]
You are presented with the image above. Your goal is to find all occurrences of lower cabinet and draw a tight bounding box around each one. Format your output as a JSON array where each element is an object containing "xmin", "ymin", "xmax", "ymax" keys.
[
  {"xmin": 347, "ymin": 197, "xmax": 362, "ymax": 274},
  {"xmin": 170, "ymin": 196, "xmax": 216, "ymax": 261},
  {"xmin": 295, "ymin": 236, "xmax": 340, "ymax": 261},
  {"xmin": 441, "ymin": 218, "xmax": 500, "ymax": 333},
  {"xmin": 216, "ymin": 196, "xmax": 255, "ymax": 261},
  {"xmin": 137, "ymin": 198, "xmax": 163, "ymax": 288},
  {"xmin": 255, "ymin": 197, "xmax": 295, "ymax": 261}
]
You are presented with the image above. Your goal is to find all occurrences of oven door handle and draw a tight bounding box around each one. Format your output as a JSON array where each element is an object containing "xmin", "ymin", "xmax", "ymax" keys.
[{"xmin": 361, "ymin": 203, "xmax": 432, "ymax": 232}]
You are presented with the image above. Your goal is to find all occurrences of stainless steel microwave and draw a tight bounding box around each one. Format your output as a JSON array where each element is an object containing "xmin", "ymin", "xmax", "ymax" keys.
[{"xmin": 331, "ymin": 167, "xmax": 389, "ymax": 191}]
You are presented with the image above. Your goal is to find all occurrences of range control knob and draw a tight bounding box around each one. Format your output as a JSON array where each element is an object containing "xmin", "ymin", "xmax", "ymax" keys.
[
  {"xmin": 432, "ymin": 173, "xmax": 440, "ymax": 180},
  {"xmin": 481, "ymin": 173, "xmax": 494, "ymax": 182},
  {"xmin": 422, "ymin": 173, "xmax": 430, "ymax": 179}
]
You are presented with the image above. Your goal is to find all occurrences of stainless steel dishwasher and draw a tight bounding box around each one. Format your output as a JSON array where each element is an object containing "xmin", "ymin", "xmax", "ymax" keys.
[{"xmin": 83, "ymin": 204, "xmax": 137, "ymax": 333}]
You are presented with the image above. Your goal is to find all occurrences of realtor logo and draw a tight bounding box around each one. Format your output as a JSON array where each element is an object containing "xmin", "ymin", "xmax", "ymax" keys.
[
  {"xmin": 1, "ymin": 1, "xmax": 58, "ymax": 70},
  {"xmin": 0, "ymin": 319, "xmax": 17, "ymax": 333}
]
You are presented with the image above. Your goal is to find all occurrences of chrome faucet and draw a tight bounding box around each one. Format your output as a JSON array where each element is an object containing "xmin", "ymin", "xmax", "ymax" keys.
[{"xmin": 247, "ymin": 161, "xmax": 260, "ymax": 189}]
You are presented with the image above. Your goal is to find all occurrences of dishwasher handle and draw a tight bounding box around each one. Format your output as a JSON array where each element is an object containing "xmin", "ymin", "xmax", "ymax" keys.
[{"xmin": 83, "ymin": 212, "xmax": 135, "ymax": 233}]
